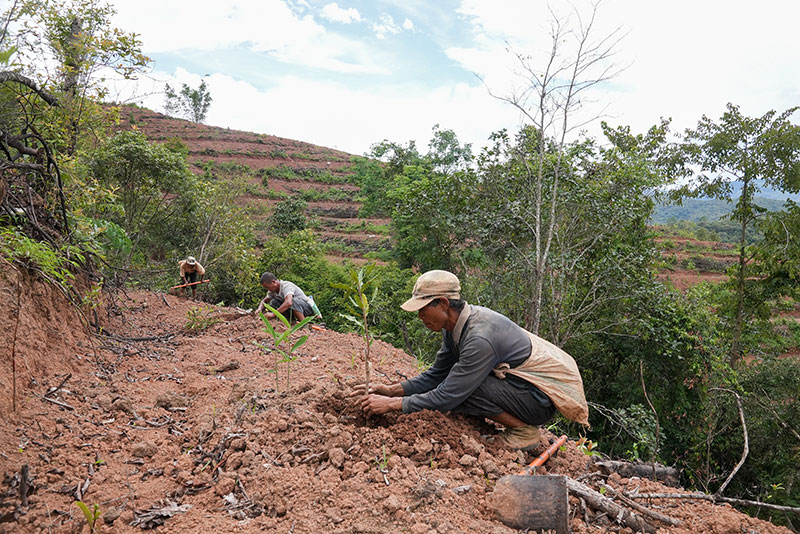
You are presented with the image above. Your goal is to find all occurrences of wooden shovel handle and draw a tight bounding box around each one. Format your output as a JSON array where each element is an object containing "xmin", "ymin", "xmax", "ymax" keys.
[{"xmin": 518, "ymin": 434, "xmax": 568, "ymax": 475}]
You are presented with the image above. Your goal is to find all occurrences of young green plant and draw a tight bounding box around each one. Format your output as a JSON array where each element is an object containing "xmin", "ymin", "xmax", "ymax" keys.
[
  {"xmin": 332, "ymin": 264, "xmax": 379, "ymax": 395},
  {"xmin": 74, "ymin": 501, "xmax": 101, "ymax": 533},
  {"xmin": 258, "ymin": 304, "xmax": 314, "ymax": 391}
]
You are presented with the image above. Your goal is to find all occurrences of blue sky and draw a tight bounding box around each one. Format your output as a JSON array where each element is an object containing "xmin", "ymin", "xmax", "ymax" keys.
[{"xmin": 107, "ymin": 0, "xmax": 800, "ymax": 155}]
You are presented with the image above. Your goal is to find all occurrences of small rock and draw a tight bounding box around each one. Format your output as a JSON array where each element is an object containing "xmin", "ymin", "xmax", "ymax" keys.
[
  {"xmin": 460, "ymin": 434, "xmax": 484, "ymax": 456},
  {"xmin": 481, "ymin": 459, "xmax": 499, "ymax": 475},
  {"xmin": 111, "ymin": 397, "xmax": 135, "ymax": 415},
  {"xmin": 410, "ymin": 522, "xmax": 429, "ymax": 534},
  {"xmin": 103, "ymin": 506, "xmax": 122, "ymax": 525},
  {"xmin": 229, "ymin": 438, "xmax": 246, "ymax": 451},
  {"xmin": 325, "ymin": 507, "xmax": 343, "ymax": 523},
  {"xmin": 328, "ymin": 448, "xmax": 346, "ymax": 468},
  {"xmin": 155, "ymin": 391, "xmax": 189, "ymax": 410},
  {"xmin": 413, "ymin": 438, "xmax": 432, "ymax": 455},
  {"xmin": 215, "ymin": 476, "xmax": 236, "ymax": 496},
  {"xmin": 451, "ymin": 484, "xmax": 472, "ymax": 495},
  {"xmin": 131, "ymin": 441, "xmax": 157, "ymax": 458},
  {"xmin": 383, "ymin": 495, "xmax": 401, "ymax": 513},
  {"xmin": 458, "ymin": 454, "xmax": 477, "ymax": 467}
]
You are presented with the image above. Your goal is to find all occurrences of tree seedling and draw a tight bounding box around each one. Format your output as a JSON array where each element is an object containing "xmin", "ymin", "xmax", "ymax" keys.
[
  {"xmin": 257, "ymin": 304, "xmax": 314, "ymax": 392},
  {"xmin": 74, "ymin": 501, "xmax": 101, "ymax": 533},
  {"xmin": 332, "ymin": 264, "xmax": 379, "ymax": 395}
]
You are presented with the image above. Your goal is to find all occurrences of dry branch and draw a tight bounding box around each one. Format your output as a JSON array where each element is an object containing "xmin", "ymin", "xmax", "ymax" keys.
[
  {"xmin": 600, "ymin": 483, "xmax": 681, "ymax": 526},
  {"xmin": 566, "ymin": 477, "xmax": 656, "ymax": 533},
  {"xmin": 712, "ymin": 388, "xmax": 748, "ymax": 496},
  {"xmin": 594, "ymin": 460, "xmax": 680, "ymax": 486},
  {"xmin": 0, "ymin": 72, "xmax": 59, "ymax": 106},
  {"xmin": 623, "ymin": 492, "xmax": 800, "ymax": 515}
]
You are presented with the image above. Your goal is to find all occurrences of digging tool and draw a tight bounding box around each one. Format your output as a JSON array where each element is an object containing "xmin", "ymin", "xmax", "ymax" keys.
[
  {"xmin": 170, "ymin": 279, "xmax": 210, "ymax": 290},
  {"xmin": 490, "ymin": 434, "xmax": 569, "ymax": 532}
]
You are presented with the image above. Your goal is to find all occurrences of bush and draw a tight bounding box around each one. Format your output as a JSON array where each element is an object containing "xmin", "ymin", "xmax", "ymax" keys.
[{"xmin": 269, "ymin": 198, "xmax": 307, "ymax": 236}]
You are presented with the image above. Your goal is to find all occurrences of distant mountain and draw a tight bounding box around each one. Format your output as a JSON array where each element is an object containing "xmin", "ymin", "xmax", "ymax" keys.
[
  {"xmin": 652, "ymin": 179, "xmax": 799, "ymax": 223},
  {"xmin": 651, "ymin": 196, "xmax": 791, "ymax": 223}
]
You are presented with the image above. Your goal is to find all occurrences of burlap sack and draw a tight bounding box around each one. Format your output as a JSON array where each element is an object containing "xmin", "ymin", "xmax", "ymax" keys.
[{"xmin": 493, "ymin": 330, "xmax": 589, "ymax": 426}]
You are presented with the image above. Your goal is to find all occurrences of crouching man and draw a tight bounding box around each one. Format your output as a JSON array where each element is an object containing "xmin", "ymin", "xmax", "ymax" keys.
[
  {"xmin": 256, "ymin": 272, "xmax": 314, "ymax": 323},
  {"xmin": 353, "ymin": 270, "xmax": 588, "ymax": 450}
]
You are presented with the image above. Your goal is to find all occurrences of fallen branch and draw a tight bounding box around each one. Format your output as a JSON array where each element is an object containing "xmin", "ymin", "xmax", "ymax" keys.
[
  {"xmin": 99, "ymin": 332, "xmax": 177, "ymax": 342},
  {"xmin": 594, "ymin": 460, "xmax": 680, "ymax": 485},
  {"xmin": 35, "ymin": 393, "xmax": 74, "ymax": 411},
  {"xmin": 600, "ymin": 483, "xmax": 680, "ymax": 526},
  {"xmin": 566, "ymin": 477, "xmax": 656, "ymax": 533},
  {"xmin": 44, "ymin": 373, "xmax": 71, "ymax": 398},
  {"xmin": 623, "ymin": 492, "xmax": 800, "ymax": 515}
]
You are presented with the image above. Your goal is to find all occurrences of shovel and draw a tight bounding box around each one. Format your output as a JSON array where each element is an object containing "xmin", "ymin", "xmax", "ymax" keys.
[{"xmin": 490, "ymin": 434, "xmax": 569, "ymax": 532}]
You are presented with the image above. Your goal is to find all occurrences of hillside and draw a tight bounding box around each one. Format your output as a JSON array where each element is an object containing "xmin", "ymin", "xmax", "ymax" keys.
[
  {"xmin": 116, "ymin": 106, "xmax": 390, "ymax": 261},
  {"xmin": 0, "ymin": 266, "xmax": 794, "ymax": 534}
]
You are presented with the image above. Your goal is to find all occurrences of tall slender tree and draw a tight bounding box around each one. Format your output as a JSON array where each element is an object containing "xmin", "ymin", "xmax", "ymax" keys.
[{"xmin": 679, "ymin": 103, "xmax": 800, "ymax": 366}]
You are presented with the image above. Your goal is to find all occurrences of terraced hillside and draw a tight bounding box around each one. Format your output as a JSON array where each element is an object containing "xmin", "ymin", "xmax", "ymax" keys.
[
  {"xmin": 654, "ymin": 228, "xmax": 739, "ymax": 291},
  {"xmin": 117, "ymin": 105, "xmax": 390, "ymax": 261}
]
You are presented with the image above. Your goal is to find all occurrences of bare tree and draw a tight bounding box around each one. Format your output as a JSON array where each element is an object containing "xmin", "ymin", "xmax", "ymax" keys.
[{"xmin": 482, "ymin": 1, "xmax": 627, "ymax": 335}]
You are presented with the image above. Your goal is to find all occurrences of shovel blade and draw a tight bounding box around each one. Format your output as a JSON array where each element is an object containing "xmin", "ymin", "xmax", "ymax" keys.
[{"xmin": 490, "ymin": 474, "xmax": 569, "ymax": 532}]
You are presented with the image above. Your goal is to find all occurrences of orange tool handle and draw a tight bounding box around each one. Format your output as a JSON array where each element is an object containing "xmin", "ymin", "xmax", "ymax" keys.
[
  {"xmin": 170, "ymin": 279, "xmax": 211, "ymax": 289},
  {"xmin": 518, "ymin": 434, "xmax": 568, "ymax": 475}
]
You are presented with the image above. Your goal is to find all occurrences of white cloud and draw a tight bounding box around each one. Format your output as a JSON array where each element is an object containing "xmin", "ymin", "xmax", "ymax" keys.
[
  {"xmin": 111, "ymin": 0, "xmax": 383, "ymax": 74},
  {"xmin": 452, "ymin": 0, "xmax": 800, "ymax": 142},
  {"xmin": 321, "ymin": 3, "xmax": 362, "ymax": 24},
  {"xmin": 402, "ymin": 18, "xmax": 414, "ymax": 31},
  {"xmin": 372, "ymin": 14, "xmax": 403, "ymax": 40}
]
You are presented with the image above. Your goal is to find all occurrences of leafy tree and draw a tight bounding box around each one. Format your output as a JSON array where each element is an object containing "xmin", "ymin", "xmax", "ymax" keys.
[
  {"xmin": 678, "ymin": 104, "xmax": 800, "ymax": 366},
  {"xmin": 164, "ymin": 79, "xmax": 212, "ymax": 123},
  {"xmin": 469, "ymin": 122, "xmax": 667, "ymax": 345},
  {"xmin": 88, "ymin": 130, "xmax": 193, "ymax": 259},
  {"xmin": 362, "ymin": 126, "xmax": 474, "ymax": 272}
]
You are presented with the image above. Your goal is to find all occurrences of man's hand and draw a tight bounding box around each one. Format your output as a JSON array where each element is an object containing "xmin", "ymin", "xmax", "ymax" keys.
[
  {"xmin": 358, "ymin": 394, "xmax": 402, "ymax": 415},
  {"xmin": 351, "ymin": 383, "xmax": 396, "ymax": 397}
]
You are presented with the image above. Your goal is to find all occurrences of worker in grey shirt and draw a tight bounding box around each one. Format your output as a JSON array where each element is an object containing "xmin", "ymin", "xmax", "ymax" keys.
[
  {"xmin": 354, "ymin": 270, "xmax": 557, "ymax": 450},
  {"xmin": 256, "ymin": 272, "xmax": 313, "ymax": 322}
]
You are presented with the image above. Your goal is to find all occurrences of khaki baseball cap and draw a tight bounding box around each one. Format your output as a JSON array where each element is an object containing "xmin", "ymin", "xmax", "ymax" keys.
[{"xmin": 401, "ymin": 270, "xmax": 461, "ymax": 311}]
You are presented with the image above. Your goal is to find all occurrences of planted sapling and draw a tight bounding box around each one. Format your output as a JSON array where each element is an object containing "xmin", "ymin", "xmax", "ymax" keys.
[
  {"xmin": 257, "ymin": 304, "xmax": 314, "ymax": 391},
  {"xmin": 332, "ymin": 264, "xmax": 379, "ymax": 396}
]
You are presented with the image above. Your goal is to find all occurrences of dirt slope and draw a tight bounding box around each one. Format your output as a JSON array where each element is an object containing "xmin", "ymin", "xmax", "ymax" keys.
[{"xmin": 0, "ymin": 267, "xmax": 792, "ymax": 533}]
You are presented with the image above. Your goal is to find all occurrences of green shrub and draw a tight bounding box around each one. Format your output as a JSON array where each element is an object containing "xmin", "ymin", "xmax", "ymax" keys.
[{"xmin": 269, "ymin": 198, "xmax": 307, "ymax": 236}]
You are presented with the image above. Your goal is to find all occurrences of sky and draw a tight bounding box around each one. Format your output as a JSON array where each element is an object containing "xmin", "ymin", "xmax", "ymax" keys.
[{"xmin": 104, "ymin": 0, "xmax": 800, "ymax": 156}]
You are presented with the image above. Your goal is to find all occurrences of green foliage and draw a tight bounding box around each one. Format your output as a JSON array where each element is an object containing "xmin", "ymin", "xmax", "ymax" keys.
[
  {"xmin": 74, "ymin": 501, "xmax": 101, "ymax": 533},
  {"xmin": 257, "ymin": 305, "xmax": 314, "ymax": 391},
  {"xmin": 0, "ymin": 226, "xmax": 81, "ymax": 287},
  {"xmin": 185, "ymin": 306, "xmax": 221, "ymax": 332},
  {"xmin": 269, "ymin": 197, "xmax": 307, "ymax": 236},
  {"xmin": 164, "ymin": 79, "xmax": 213, "ymax": 123}
]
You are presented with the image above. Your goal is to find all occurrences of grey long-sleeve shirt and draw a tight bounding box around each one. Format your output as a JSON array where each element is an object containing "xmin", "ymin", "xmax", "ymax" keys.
[{"xmin": 400, "ymin": 304, "xmax": 532, "ymax": 413}]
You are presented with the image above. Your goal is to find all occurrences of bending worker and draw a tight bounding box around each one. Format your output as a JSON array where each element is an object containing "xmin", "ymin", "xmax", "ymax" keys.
[
  {"xmin": 354, "ymin": 270, "xmax": 588, "ymax": 450},
  {"xmin": 178, "ymin": 256, "xmax": 205, "ymax": 300},
  {"xmin": 256, "ymin": 272, "xmax": 314, "ymax": 323}
]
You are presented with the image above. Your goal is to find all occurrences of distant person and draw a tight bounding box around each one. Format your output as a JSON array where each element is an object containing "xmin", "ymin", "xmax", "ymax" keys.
[
  {"xmin": 178, "ymin": 256, "xmax": 205, "ymax": 299},
  {"xmin": 256, "ymin": 272, "xmax": 314, "ymax": 323},
  {"xmin": 353, "ymin": 270, "xmax": 588, "ymax": 451}
]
